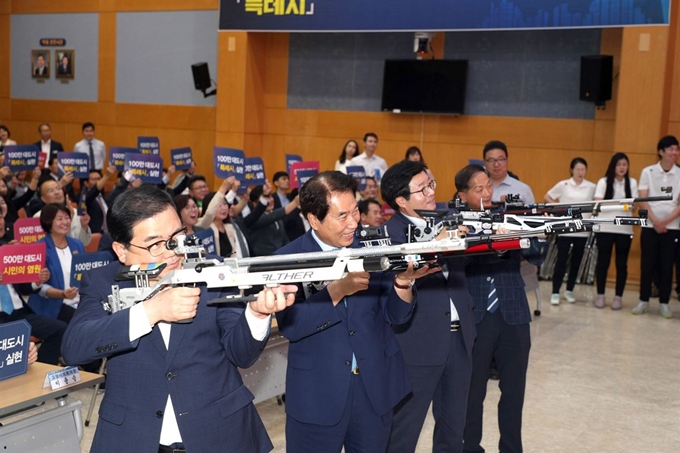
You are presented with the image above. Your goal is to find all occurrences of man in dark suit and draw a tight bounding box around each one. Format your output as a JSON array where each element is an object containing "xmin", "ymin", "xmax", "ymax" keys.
[
  {"xmin": 34, "ymin": 54, "xmax": 48, "ymax": 77},
  {"xmin": 382, "ymin": 161, "xmax": 476, "ymax": 453},
  {"xmin": 455, "ymin": 165, "xmax": 547, "ymax": 453},
  {"xmin": 81, "ymin": 166, "xmax": 117, "ymax": 234},
  {"xmin": 57, "ymin": 54, "xmax": 72, "ymax": 75},
  {"xmin": 33, "ymin": 123, "xmax": 63, "ymax": 170},
  {"xmin": 272, "ymin": 171, "xmax": 306, "ymax": 241},
  {"xmin": 61, "ymin": 185, "xmax": 297, "ymax": 453},
  {"xmin": 275, "ymin": 171, "xmax": 436, "ymax": 453}
]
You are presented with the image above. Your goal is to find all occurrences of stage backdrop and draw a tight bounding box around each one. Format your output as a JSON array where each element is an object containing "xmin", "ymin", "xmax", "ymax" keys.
[{"xmin": 219, "ymin": 0, "xmax": 670, "ymax": 32}]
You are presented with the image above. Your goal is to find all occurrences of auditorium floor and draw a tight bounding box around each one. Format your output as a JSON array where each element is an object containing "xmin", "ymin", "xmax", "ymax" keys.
[{"xmin": 11, "ymin": 281, "xmax": 679, "ymax": 453}]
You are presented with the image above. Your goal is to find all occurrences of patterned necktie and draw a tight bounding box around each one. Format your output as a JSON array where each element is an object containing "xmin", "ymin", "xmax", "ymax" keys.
[
  {"xmin": 487, "ymin": 278, "xmax": 498, "ymax": 313},
  {"xmin": 0, "ymin": 285, "xmax": 15, "ymax": 315}
]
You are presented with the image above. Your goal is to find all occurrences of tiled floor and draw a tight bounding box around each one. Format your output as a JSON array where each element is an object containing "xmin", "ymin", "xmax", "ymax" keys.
[{"xmin": 5, "ymin": 282, "xmax": 679, "ymax": 452}]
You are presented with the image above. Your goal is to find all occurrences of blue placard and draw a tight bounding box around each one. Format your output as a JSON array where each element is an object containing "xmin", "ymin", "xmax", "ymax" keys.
[
  {"xmin": 0, "ymin": 320, "xmax": 31, "ymax": 381},
  {"xmin": 109, "ymin": 146, "xmax": 137, "ymax": 170},
  {"xmin": 214, "ymin": 147, "xmax": 245, "ymax": 180},
  {"xmin": 3, "ymin": 145, "xmax": 39, "ymax": 172},
  {"xmin": 285, "ymin": 154, "xmax": 303, "ymax": 176},
  {"xmin": 296, "ymin": 169, "xmax": 319, "ymax": 187},
  {"xmin": 138, "ymin": 136, "xmax": 160, "ymax": 155},
  {"xmin": 76, "ymin": 189, "xmax": 87, "ymax": 216},
  {"xmin": 345, "ymin": 165, "xmax": 367, "ymax": 191},
  {"xmin": 194, "ymin": 229, "xmax": 216, "ymax": 255},
  {"xmin": 244, "ymin": 157, "xmax": 267, "ymax": 186},
  {"xmin": 171, "ymin": 147, "xmax": 193, "ymax": 171},
  {"xmin": 220, "ymin": 0, "xmax": 670, "ymax": 31},
  {"xmin": 57, "ymin": 152, "xmax": 89, "ymax": 179},
  {"xmin": 124, "ymin": 153, "xmax": 164, "ymax": 184},
  {"xmin": 70, "ymin": 251, "xmax": 114, "ymax": 288}
]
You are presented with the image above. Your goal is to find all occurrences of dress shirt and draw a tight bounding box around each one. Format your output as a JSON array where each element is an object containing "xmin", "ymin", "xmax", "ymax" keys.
[
  {"xmin": 593, "ymin": 177, "xmax": 639, "ymax": 235},
  {"xmin": 74, "ymin": 138, "xmax": 106, "ymax": 170},
  {"xmin": 491, "ymin": 174, "xmax": 536, "ymax": 204},
  {"xmin": 349, "ymin": 152, "xmax": 389, "ymax": 182}
]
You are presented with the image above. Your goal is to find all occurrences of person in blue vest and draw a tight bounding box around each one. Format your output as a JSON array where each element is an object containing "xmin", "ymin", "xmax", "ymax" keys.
[{"xmin": 456, "ymin": 164, "xmax": 547, "ymax": 453}]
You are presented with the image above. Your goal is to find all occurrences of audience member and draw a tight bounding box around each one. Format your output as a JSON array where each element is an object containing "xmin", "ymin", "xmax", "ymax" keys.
[
  {"xmin": 404, "ymin": 146, "xmax": 426, "ymax": 166},
  {"xmin": 175, "ymin": 195, "xmax": 205, "ymax": 235},
  {"xmin": 545, "ymin": 157, "xmax": 596, "ymax": 305},
  {"xmin": 81, "ymin": 166, "xmax": 117, "ymax": 234},
  {"xmin": 187, "ymin": 175, "xmax": 210, "ymax": 208},
  {"xmin": 593, "ymin": 153, "xmax": 638, "ymax": 310},
  {"xmin": 0, "ymin": 125, "xmax": 16, "ymax": 151},
  {"xmin": 11, "ymin": 171, "xmax": 31, "ymax": 199},
  {"xmin": 272, "ymin": 171, "xmax": 306, "ymax": 242},
  {"xmin": 73, "ymin": 122, "xmax": 106, "ymax": 171},
  {"xmin": 33, "ymin": 179, "xmax": 92, "ymax": 246},
  {"xmin": 202, "ymin": 191, "xmax": 240, "ymax": 258},
  {"xmin": 335, "ymin": 139, "xmax": 359, "ymax": 173},
  {"xmin": 357, "ymin": 198, "xmax": 383, "ymax": 227},
  {"xmin": 33, "ymin": 123, "xmax": 63, "ymax": 170},
  {"xmin": 248, "ymin": 185, "xmax": 298, "ymax": 256},
  {"xmin": 483, "ymin": 140, "xmax": 535, "ymax": 204},
  {"xmin": 633, "ymin": 135, "xmax": 680, "ymax": 318},
  {"xmin": 42, "ymin": 157, "xmax": 76, "ymax": 201},
  {"xmin": 105, "ymin": 171, "xmax": 143, "ymax": 208},
  {"xmin": 456, "ymin": 164, "xmax": 546, "ymax": 453},
  {"xmin": 359, "ymin": 176, "xmax": 380, "ymax": 201},
  {"xmin": 1, "ymin": 167, "xmax": 40, "ymax": 225},
  {"xmin": 350, "ymin": 132, "xmax": 388, "ymax": 182},
  {"xmin": 27, "ymin": 203, "xmax": 85, "ymax": 322},
  {"xmin": 381, "ymin": 161, "xmax": 475, "ymax": 453},
  {"xmin": 274, "ymin": 170, "xmax": 434, "ymax": 452}
]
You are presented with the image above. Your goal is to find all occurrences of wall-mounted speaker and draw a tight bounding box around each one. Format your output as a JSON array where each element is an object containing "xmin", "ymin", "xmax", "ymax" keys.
[
  {"xmin": 580, "ymin": 55, "xmax": 613, "ymax": 106},
  {"xmin": 191, "ymin": 62, "xmax": 211, "ymax": 91}
]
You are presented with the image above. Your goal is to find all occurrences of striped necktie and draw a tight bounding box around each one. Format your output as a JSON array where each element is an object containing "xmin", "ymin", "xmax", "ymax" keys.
[{"xmin": 487, "ymin": 278, "xmax": 498, "ymax": 313}]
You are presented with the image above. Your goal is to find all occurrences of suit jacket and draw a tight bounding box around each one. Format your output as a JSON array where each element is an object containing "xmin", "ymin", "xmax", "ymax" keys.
[
  {"xmin": 274, "ymin": 231, "xmax": 414, "ymax": 426},
  {"xmin": 83, "ymin": 185, "xmax": 107, "ymax": 233},
  {"xmin": 249, "ymin": 207, "xmax": 289, "ymax": 256},
  {"xmin": 273, "ymin": 192, "xmax": 306, "ymax": 242},
  {"xmin": 466, "ymin": 234, "xmax": 547, "ymax": 326},
  {"xmin": 33, "ymin": 140, "xmax": 64, "ymax": 166},
  {"xmin": 27, "ymin": 234, "xmax": 85, "ymax": 319},
  {"xmin": 385, "ymin": 212, "xmax": 476, "ymax": 363},
  {"xmin": 61, "ymin": 262, "xmax": 273, "ymax": 453}
]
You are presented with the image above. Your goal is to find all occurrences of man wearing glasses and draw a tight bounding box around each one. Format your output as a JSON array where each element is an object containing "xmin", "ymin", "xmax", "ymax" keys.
[
  {"xmin": 62, "ymin": 185, "xmax": 298, "ymax": 453},
  {"xmin": 483, "ymin": 140, "xmax": 535, "ymax": 205},
  {"xmin": 381, "ymin": 161, "xmax": 476, "ymax": 453}
]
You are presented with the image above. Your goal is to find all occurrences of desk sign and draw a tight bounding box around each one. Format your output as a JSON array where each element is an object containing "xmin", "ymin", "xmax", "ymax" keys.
[
  {"xmin": 244, "ymin": 157, "xmax": 266, "ymax": 186},
  {"xmin": 13, "ymin": 218, "xmax": 46, "ymax": 244},
  {"xmin": 109, "ymin": 146, "xmax": 137, "ymax": 170},
  {"xmin": 194, "ymin": 229, "xmax": 216, "ymax": 255},
  {"xmin": 345, "ymin": 165, "xmax": 367, "ymax": 191},
  {"xmin": 3, "ymin": 145, "xmax": 39, "ymax": 172},
  {"xmin": 138, "ymin": 136, "xmax": 160, "ymax": 155},
  {"xmin": 289, "ymin": 161, "xmax": 320, "ymax": 189},
  {"xmin": 70, "ymin": 251, "xmax": 114, "ymax": 287},
  {"xmin": 0, "ymin": 320, "xmax": 31, "ymax": 381},
  {"xmin": 0, "ymin": 242, "xmax": 46, "ymax": 284},
  {"xmin": 285, "ymin": 154, "xmax": 303, "ymax": 176},
  {"xmin": 124, "ymin": 153, "xmax": 163, "ymax": 184},
  {"xmin": 42, "ymin": 366, "xmax": 81, "ymax": 390},
  {"xmin": 214, "ymin": 147, "xmax": 245, "ymax": 180},
  {"xmin": 171, "ymin": 147, "xmax": 193, "ymax": 170},
  {"xmin": 57, "ymin": 151, "xmax": 89, "ymax": 178}
]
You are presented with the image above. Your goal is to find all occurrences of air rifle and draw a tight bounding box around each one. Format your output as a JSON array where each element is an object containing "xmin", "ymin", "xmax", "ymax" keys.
[{"xmin": 102, "ymin": 231, "xmax": 532, "ymax": 314}]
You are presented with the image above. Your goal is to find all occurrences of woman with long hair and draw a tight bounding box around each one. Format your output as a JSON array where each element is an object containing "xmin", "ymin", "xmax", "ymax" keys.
[
  {"xmin": 545, "ymin": 157, "xmax": 596, "ymax": 305},
  {"xmin": 334, "ymin": 139, "xmax": 359, "ymax": 173},
  {"xmin": 592, "ymin": 153, "xmax": 638, "ymax": 309}
]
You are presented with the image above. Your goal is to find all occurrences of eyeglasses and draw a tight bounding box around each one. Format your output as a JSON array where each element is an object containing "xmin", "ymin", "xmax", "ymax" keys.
[
  {"xmin": 485, "ymin": 158, "xmax": 507, "ymax": 165},
  {"xmin": 128, "ymin": 227, "xmax": 187, "ymax": 257},
  {"xmin": 410, "ymin": 180, "xmax": 437, "ymax": 196}
]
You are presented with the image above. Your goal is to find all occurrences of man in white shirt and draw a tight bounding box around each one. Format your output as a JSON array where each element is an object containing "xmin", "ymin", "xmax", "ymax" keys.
[
  {"xmin": 61, "ymin": 185, "xmax": 297, "ymax": 453},
  {"xmin": 633, "ymin": 135, "xmax": 680, "ymax": 318},
  {"xmin": 73, "ymin": 122, "xmax": 106, "ymax": 171},
  {"xmin": 483, "ymin": 140, "xmax": 535, "ymax": 204},
  {"xmin": 33, "ymin": 123, "xmax": 63, "ymax": 170},
  {"xmin": 350, "ymin": 132, "xmax": 388, "ymax": 183}
]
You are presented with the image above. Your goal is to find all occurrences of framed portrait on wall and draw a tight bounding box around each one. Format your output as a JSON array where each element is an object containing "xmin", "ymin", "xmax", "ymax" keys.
[
  {"xmin": 55, "ymin": 50, "xmax": 75, "ymax": 79},
  {"xmin": 32, "ymin": 49, "xmax": 50, "ymax": 78}
]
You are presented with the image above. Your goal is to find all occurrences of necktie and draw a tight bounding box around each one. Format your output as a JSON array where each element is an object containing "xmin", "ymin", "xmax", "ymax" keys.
[
  {"xmin": 96, "ymin": 194, "xmax": 108, "ymax": 232},
  {"xmin": 343, "ymin": 297, "xmax": 358, "ymax": 372},
  {"xmin": 233, "ymin": 223, "xmax": 250, "ymax": 257},
  {"xmin": 0, "ymin": 284, "xmax": 15, "ymax": 315},
  {"xmin": 487, "ymin": 278, "xmax": 498, "ymax": 313},
  {"xmin": 88, "ymin": 141, "xmax": 95, "ymax": 170}
]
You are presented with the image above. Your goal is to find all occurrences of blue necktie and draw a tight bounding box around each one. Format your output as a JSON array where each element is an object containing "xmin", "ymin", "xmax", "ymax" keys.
[
  {"xmin": 0, "ymin": 285, "xmax": 15, "ymax": 315},
  {"xmin": 343, "ymin": 297, "xmax": 358, "ymax": 372},
  {"xmin": 487, "ymin": 278, "xmax": 498, "ymax": 313}
]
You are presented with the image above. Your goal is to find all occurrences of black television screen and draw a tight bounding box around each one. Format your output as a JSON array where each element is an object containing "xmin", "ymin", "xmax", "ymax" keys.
[{"xmin": 381, "ymin": 60, "xmax": 468, "ymax": 115}]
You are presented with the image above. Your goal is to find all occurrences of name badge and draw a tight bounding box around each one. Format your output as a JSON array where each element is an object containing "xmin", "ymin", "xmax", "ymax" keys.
[{"xmin": 42, "ymin": 366, "xmax": 82, "ymax": 390}]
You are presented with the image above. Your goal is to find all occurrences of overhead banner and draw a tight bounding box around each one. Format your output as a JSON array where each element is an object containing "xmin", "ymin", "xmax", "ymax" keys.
[{"xmin": 219, "ymin": 0, "xmax": 670, "ymax": 31}]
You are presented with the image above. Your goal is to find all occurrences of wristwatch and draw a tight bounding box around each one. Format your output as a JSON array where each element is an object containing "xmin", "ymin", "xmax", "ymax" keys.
[{"xmin": 393, "ymin": 276, "xmax": 415, "ymax": 290}]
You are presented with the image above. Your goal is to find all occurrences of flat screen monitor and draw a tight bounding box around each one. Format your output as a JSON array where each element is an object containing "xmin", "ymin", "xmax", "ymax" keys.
[{"xmin": 381, "ymin": 59, "xmax": 468, "ymax": 115}]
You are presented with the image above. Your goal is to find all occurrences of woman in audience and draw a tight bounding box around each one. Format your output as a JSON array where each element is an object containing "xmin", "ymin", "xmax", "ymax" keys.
[
  {"xmin": 405, "ymin": 146, "xmax": 427, "ymax": 166},
  {"xmin": 592, "ymin": 153, "xmax": 638, "ymax": 310},
  {"xmin": 175, "ymin": 194, "xmax": 206, "ymax": 236},
  {"xmin": 28, "ymin": 203, "xmax": 85, "ymax": 322},
  {"xmin": 0, "ymin": 125, "xmax": 17, "ymax": 151},
  {"xmin": 202, "ymin": 191, "xmax": 238, "ymax": 258},
  {"xmin": 545, "ymin": 157, "xmax": 596, "ymax": 305},
  {"xmin": 334, "ymin": 139, "xmax": 359, "ymax": 173}
]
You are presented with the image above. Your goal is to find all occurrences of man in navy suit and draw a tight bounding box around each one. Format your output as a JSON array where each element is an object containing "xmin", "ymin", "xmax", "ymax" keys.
[
  {"xmin": 62, "ymin": 185, "xmax": 297, "ymax": 453},
  {"xmin": 275, "ymin": 171, "xmax": 437, "ymax": 453},
  {"xmin": 456, "ymin": 165, "xmax": 547, "ymax": 453},
  {"xmin": 382, "ymin": 161, "xmax": 476, "ymax": 453}
]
